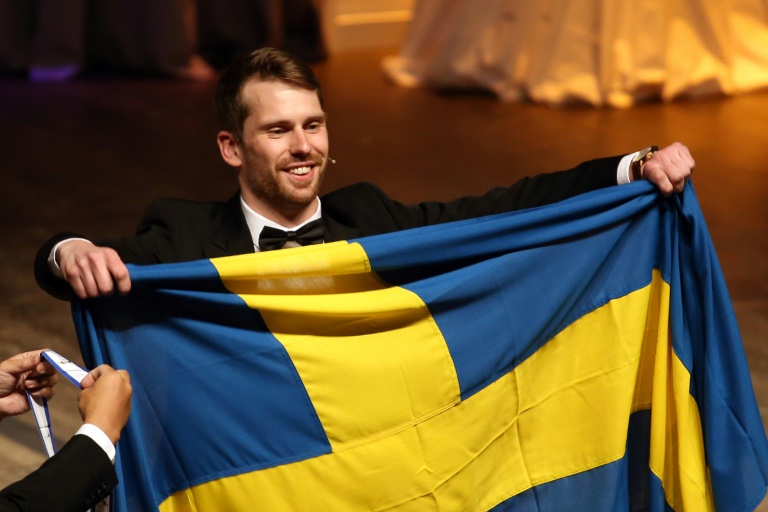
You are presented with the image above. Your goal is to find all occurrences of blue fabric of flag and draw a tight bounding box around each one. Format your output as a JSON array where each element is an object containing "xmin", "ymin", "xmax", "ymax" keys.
[{"xmin": 72, "ymin": 181, "xmax": 768, "ymax": 511}]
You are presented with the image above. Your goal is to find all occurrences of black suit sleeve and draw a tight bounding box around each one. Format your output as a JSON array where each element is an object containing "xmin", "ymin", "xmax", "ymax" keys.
[
  {"xmin": 33, "ymin": 199, "xmax": 200, "ymax": 301},
  {"xmin": 323, "ymin": 155, "xmax": 623, "ymax": 239},
  {"xmin": 33, "ymin": 195, "xmax": 251, "ymax": 301},
  {"xmin": 0, "ymin": 435, "xmax": 117, "ymax": 512}
]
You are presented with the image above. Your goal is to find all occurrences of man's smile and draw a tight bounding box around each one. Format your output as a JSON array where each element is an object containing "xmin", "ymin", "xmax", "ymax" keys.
[{"xmin": 287, "ymin": 165, "xmax": 311, "ymax": 176}]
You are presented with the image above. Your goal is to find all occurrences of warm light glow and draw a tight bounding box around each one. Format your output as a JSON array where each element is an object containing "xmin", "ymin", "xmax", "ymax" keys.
[{"xmin": 334, "ymin": 10, "xmax": 412, "ymax": 26}]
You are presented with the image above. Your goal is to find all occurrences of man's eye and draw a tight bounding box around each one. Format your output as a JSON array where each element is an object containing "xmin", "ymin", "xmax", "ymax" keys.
[
  {"xmin": 268, "ymin": 129, "xmax": 286, "ymax": 136},
  {"xmin": 306, "ymin": 123, "xmax": 322, "ymax": 132}
]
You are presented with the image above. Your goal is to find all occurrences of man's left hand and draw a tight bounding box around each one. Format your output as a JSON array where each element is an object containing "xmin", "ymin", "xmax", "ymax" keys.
[
  {"xmin": 0, "ymin": 350, "xmax": 58, "ymax": 421},
  {"xmin": 640, "ymin": 142, "xmax": 695, "ymax": 196}
]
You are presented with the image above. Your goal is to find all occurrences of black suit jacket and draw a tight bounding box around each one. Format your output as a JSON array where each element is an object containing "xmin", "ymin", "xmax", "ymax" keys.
[
  {"xmin": 0, "ymin": 435, "xmax": 117, "ymax": 512},
  {"xmin": 35, "ymin": 156, "xmax": 621, "ymax": 300}
]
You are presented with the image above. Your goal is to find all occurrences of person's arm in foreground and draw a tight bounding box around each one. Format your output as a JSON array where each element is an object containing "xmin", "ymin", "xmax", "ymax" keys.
[{"xmin": 0, "ymin": 356, "xmax": 132, "ymax": 512}]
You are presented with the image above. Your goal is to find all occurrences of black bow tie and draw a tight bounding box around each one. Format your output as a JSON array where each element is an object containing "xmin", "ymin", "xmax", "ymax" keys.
[{"xmin": 258, "ymin": 219, "xmax": 325, "ymax": 251}]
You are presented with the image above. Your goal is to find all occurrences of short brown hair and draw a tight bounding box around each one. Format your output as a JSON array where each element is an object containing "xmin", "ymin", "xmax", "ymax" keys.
[{"xmin": 215, "ymin": 47, "xmax": 323, "ymax": 141}]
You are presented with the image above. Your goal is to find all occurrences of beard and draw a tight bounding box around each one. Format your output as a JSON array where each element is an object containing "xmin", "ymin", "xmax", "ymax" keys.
[{"xmin": 243, "ymin": 153, "xmax": 327, "ymax": 214}]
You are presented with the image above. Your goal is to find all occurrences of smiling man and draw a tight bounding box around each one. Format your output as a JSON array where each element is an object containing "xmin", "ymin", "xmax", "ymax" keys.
[
  {"xmin": 34, "ymin": 47, "xmax": 695, "ymax": 301},
  {"xmin": 216, "ymin": 65, "xmax": 330, "ymax": 227}
]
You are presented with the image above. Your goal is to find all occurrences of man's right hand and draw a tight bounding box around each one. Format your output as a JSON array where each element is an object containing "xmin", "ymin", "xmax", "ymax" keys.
[
  {"xmin": 78, "ymin": 365, "xmax": 132, "ymax": 445},
  {"xmin": 56, "ymin": 240, "xmax": 131, "ymax": 299}
]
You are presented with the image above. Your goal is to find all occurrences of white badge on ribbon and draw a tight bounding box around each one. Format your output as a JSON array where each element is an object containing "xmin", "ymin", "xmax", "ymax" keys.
[
  {"xmin": 41, "ymin": 350, "xmax": 89, "ymax": 386},
  {"xmin": 26, "ymin": 394, "xmax": 55, "ymax": 457},
  {"xmin": 26, "ymin": 350, "xmax": 87, "ymax": 457}
]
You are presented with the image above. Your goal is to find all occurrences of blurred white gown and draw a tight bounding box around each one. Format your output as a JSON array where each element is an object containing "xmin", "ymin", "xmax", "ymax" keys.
[{"xmin": 382, "ymin": 0, "xmax": 768, "ymax": 106}]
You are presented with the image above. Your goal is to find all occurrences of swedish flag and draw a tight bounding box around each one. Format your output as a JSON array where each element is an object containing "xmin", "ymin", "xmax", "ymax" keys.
[{"xmin": 74, "ymin": 182, "xmax": 768, "ymax": 511}]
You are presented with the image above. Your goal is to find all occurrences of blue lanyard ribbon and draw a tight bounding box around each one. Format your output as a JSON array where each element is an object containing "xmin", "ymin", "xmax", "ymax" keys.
[
  {"xmin": 26, "ymin": 350, "xmax": 110, "ymax": 512},
  {"xmin": 25, "ymin": 350, "xmax": 87, "ymax": 457}
]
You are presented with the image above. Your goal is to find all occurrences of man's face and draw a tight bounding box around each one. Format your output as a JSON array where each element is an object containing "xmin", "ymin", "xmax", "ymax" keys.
[{"xmin": 228, "ymin": 79, "xmax": 329, "ymax": 224}]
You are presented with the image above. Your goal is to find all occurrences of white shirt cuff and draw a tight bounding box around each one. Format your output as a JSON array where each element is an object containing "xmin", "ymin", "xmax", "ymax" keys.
[
  {"xmin": 617, "ymin": 152, "xmax": 640, "ymax": 185},
  {"xmin": 75, "ymin": 423, "xmax": 116, "ymax": 463},
  {"xmin": 48, "ymin": 238, "xmax": 92, "ymax": 278}
]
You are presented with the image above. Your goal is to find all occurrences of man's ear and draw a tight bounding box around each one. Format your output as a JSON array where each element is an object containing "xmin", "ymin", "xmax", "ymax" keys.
[{"xmin": 217, "ymin": 131, "xmax": 242, "ymax": 168}]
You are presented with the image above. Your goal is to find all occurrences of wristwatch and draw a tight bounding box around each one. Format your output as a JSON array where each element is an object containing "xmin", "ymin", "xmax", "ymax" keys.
[{"xmin": 630, "ymin": 145, "xmax": 658, "ymax": 181}]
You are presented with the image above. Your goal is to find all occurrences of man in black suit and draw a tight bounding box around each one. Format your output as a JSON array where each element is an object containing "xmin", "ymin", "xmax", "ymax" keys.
[
  {"xmin": 34, "ymin": 47, "xmax": 695, "ymax": 301},
  {"xmin": 0, "ymin": 351, "xmax": 132, "ymax": 512}
]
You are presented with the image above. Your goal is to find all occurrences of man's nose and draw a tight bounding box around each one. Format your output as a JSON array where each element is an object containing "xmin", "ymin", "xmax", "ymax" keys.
[{"xmin": 289, "ymin": 129, "xmax": 311, "ymax": 155}]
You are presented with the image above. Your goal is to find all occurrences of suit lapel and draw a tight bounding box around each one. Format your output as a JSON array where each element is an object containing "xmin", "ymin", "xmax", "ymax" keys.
[
  {"xmin": 322, "ymin": 215, "xmax": 361, "ymax": 243},
  {"xmin": 203, "ymin": 192, "xmax": 255, "ymax": 259}
]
